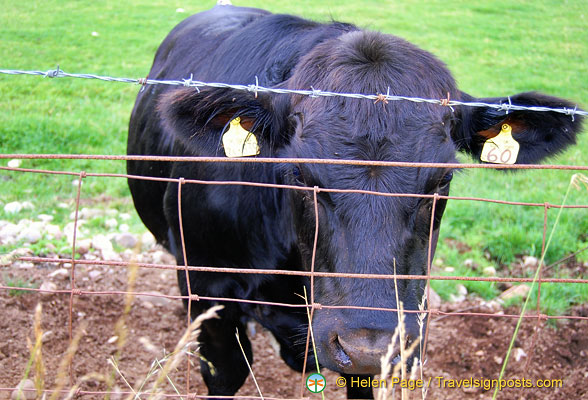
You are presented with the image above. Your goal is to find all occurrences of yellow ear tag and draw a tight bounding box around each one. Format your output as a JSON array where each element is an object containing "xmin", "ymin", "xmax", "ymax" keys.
[
  {"xmin": 480, "ymin": 123, "xmax": 520, "ymax": 164},
  {"xmin": 222, "ymin": 117, "xmax": 260, "ymax": 158}
]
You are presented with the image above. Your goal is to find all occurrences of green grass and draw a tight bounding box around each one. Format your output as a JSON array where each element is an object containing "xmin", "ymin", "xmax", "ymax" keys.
[
  {"xmin": 3, "ymin": 274, "xmax": 39, "ymax": 296},
  {"xmin": 0, "ymin": 0, "xmax": 587, "ymax": 313}
]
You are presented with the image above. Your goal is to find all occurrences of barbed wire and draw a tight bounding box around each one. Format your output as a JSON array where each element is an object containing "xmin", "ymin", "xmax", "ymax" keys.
[{"xmin": 1, "ymin": 67, "xmax": 586, "ymax": 118}]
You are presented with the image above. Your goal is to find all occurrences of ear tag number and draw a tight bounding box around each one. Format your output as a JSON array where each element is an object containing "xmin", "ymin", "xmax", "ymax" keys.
[
  {"xmin": 480, "ymin": 124, "xmax": 520, "ymax": 164},
  {"xmin": 222, "ymin": 117, "xmax": 260, "ymax": 158}
]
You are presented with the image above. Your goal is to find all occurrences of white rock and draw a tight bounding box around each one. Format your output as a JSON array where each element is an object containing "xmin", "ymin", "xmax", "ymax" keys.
[
  {"xmin": 49, "ymin": 268, "xmax": 70, "ymax": 280},
  {"xmin": 444, "ymin": 266, "xmax": 454, "ymax": 273},
  {"xmin": 500, "ymin": 284, "xmax": 531, "ymax": 300},
  {"xmin": 88, "ymin": 270, "xmax": 102, "ymax": 280},
  {"xmin": 464, "ymin": 258, "xmax": 475, "ymax": 268},
  {"xmin": 21, "ymin": 201, "xmax": 34, "ymax": 210},
  {"xmin": 119, "ymin": 213, "xmax": 131, "ymax": 221},
  {"xmin": 457, "ymin": 284, "xmax": 468, "ymax": 296},
  {"xmin": 18, "ymin": 224, "xmax": 42, "ymax": 244},
  {"xmin": 16, "ymin": 262, "xmax": 34, "ymax": 269},
  {"xmin": 39, "ymin": 281, "xmax": 58, "ymax": 295},
  {"xmin": 141, "ymin": 232, "xmax": 156, "ymax": 249},
  {"xmin": 514, "ymin": 347, "xmax": 527, "ymax": 362},
  {"xmin": 76, "ymin": 238, "xmax": 92, "ymax": 255},
  {"xmin": 105, "ymin": 209, "xmax": 118, "ymax": 217},
  {"xmin": 102, "ymin": 249, "xmax": 122, "ymax": 262},
  {"xmin": 0, "ymin": 223, "xmax": 19, "ymax": 243},
  {"xmin": 92, "ymin": 234, "xmax": 113, "ymax": 252},
  {"xmin": 176, "ymin": 7, "xmax": 185, "ymax": 13},
  {"xmin": 11, "ymin": 379, "xmax": 36, "ymax": 400},
  {"xmin": 4, "ymin": 201, "xmax": 22, "ymax": 214},
  {"xmin": 91, "ymin": 31, "xmax": 100, "ymax": 37},
  {"xmin": 7, "ymin": 159, "xmax": 22, "ymax": 168},
  {"xmin": 119, "ymin": 223, "xmax": 130, "ymax": 233},
  {"xmin": 523, "ymin": 256, "xmax": 539, "ymax": 269},
  {"xmin": 37, "ymin": 214, "xmax": 54, "ymax": 222},
  {"xmin": 42, "ymin": 330, "xmax": 53, "ymax": 343},
  {"xmin": 104, "ymin": 218, "xmax": 118, "ymax": 229},
  {"xmin": 483, "ymin": 266, "xmax": 497, "ymax": 276}
]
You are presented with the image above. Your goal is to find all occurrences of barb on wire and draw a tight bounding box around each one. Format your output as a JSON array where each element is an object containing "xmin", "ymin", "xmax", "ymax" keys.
[{"xmin": 1, "ymin": 67, "xmax": 586, "ymax": 118}]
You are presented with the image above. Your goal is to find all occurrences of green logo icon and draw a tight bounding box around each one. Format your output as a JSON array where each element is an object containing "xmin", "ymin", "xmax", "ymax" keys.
[{"xmin": 306, "ymin": 373, "xmax": 326, "ymax": 393}]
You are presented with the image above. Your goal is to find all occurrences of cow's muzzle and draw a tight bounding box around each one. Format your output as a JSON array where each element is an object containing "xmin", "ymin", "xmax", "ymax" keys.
[{"xmin": 324, "ymin": 328, "xmax": 415, "ymax": 375}]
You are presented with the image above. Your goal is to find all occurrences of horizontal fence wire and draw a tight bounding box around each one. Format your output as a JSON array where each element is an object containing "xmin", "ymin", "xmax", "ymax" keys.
[{"xmin": 0, "ymin": 67, "xmax": 587, "ymax": 118}]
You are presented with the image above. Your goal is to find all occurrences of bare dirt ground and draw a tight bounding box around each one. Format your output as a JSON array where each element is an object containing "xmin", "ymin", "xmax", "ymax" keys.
[{"xmin": 1, "ymin": 248, "xmax": 587, "ymax": 400}]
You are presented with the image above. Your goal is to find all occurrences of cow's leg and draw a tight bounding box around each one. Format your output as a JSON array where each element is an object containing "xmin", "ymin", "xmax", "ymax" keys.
[
  {"xmin": 343, "ymin": 374, "xmax": 374, "ymax": 399},
  {"xmin": 197, "ymin": 310, "xmax": 253, "ymax": 397}
]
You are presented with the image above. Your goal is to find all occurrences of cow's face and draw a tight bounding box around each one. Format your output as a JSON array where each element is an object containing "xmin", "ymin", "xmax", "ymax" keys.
[{"xmin": 159, "ymin": 31, "xmax": 583, "ymax": 375}]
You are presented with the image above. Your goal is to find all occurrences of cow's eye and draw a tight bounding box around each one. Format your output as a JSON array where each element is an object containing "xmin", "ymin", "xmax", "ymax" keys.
[
  {"xmin": 439, "ymin": 171, "xmax": 453, "ymax": 188},
  {"xmin": 293, "ymin": 166, "xmax": 301, "ymax": 178}
]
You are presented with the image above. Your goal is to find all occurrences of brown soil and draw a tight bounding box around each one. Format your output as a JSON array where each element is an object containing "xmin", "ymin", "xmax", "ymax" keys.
[{"xmin": 1, "ymin": 253, "xmax": 587, "ymax": 400}]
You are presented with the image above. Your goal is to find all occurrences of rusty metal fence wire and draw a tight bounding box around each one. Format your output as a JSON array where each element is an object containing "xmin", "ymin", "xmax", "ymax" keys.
[{"xmin": 0, "ymin": 68, "xmax": 587, "ymax": 399}]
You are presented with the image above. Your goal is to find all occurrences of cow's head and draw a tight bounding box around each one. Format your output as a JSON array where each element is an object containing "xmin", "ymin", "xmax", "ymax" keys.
[{"xmin": 159, "ymin": 31, "xmax": 583, "ymax": 375}]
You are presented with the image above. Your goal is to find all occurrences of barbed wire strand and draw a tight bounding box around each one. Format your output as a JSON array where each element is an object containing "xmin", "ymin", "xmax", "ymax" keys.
[{"xmin": 0, "ymin": 68, "xmax": 586, "ymax": 118}]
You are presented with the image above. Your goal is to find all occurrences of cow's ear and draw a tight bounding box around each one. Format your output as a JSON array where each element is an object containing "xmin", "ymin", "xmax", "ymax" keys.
[
  {"xmin": 158, "ymin": 87, "xmax": 292, "ymax": 155},
  {"xmin": 451, "ymin": 91, "xmax": 584, "ymax": 164}
]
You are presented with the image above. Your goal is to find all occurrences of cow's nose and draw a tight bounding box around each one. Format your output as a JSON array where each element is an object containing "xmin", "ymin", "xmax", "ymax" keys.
[{"xmin": 328, "ymin": 329, "xmax": 410, "ymax": 375}]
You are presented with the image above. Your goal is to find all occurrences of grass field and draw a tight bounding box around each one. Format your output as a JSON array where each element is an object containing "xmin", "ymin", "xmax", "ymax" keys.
[{"xmin": 1, "ymin": 0, "xmax": 587, "ymax": 312}]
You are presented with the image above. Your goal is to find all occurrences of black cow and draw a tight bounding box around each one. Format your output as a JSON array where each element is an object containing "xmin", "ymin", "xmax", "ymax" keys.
[{"xmin": 127, "ymin": 4, "xmax": 583, "ymax": 398}]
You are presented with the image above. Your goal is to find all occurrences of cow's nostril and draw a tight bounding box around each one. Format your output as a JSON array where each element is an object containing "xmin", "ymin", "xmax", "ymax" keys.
[{"xmin": 331, "ymin": 334, "xmax": 352, "ymax": 368}]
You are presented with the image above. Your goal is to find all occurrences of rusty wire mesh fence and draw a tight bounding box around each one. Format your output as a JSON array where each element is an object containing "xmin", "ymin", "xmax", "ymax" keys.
[{"xmin": 0, "ymin": 70, "xmax": 587, "ymax": 399}]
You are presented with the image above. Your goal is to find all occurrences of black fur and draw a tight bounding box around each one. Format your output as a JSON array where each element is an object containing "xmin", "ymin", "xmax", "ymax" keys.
[{"xmin": 127, "ymin": 5, "xmax": 583, "ymax": 399}]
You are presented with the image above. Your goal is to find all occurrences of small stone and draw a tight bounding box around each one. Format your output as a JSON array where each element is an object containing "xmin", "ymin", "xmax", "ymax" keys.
[
  {"xmin": 119, "ymin": 213, "xmax": 131, "ymax": 221},
  {"xmin": 176, "ymin": 7, "xmax": 185, "ymax": 13},
  {"xmin": 494, "ymin": 356, "xmax": 503, "ymax": 365},
  {"xmin": 523, "ymin": 256, "xmax": 539, "ymax": 269},
  {"xmin": 37, "ymin": 214, "xmax": 54, "ymax": 222},
  {"xmin": 77, "ymin": 311, "xmax": 86, "ymax": 318},
  {"xmin": 48, "ymin": 268, "xmax": 70, "ymax": 280},
  {"xmin": 141, "ymin": 232, "xmax": 156, "ymax": 249},
  {"xmin": 39, "ymin": 281, "xmax": 57, "ymax": 295},
  {"xmin": 457, "ymin": 284, "xmax": 468, "ymax": 296},
  {"xmin": 7, "ymin": 159, "xmax": 22, "ymax": 168},
  {"xmin": 16, "ymin": 262, "xmax": 34, "ymax": 269},
  {"xmin": 76, "ymin": 239, "xmax": 92, "ymax": 255},
  {"xmin": 115, "ymin": 233, "xmax": 137, "ymax": 249},
  {"xmin": 475, "ymin": 350, "xmax": 485, "ymax": 356},
  {"xmin": 119, "ymin": 223, "xmax": 129, "ymax": 233},
  {"xmin": 0, "ymin": 223, "xmax": 19, "ymax": 243},
  {"xmin": 92, "ymin": 234, "xmax": 113, "ymax": 252},
  {"xmin": 45, "ymin": 224, "xmax": 62, "ymax": 239},
  {"xmin": 500, "ymin": 285, "xmax": 531, "ymax": 301},
  {"xmin": 464, "ymin": 258, "xmax": 475, "ymax": 268},
  {"xmin": 444, "ymin": 266, "xmax": 455, "ymax": 273},
  {"xmin": 88, "ymin": 270, "xmax": 102, "ymax": 280},
  {"xmin": 4, "ymin": 201, "xmax": 22, "ymax": 214},
  {"xmin": 514, "ymin": 347, "xmax": 527, "ymax": 362},
  {"xmin": 21, "ymin": 202, "xmax": 34, "ymax": 210},
  {"xmin": 11, "ymin": 379, "xmax": 36, "ymax": 400},
  {"xmin": 102, "ymin": 250, "xmax": 122, "ymax": 262},
  {"xmin": 107, "ymin": 336, "xmax": 118, "ymax": 344},
  {"xmin": 18, "ymin": 227, "xmax": 42, "ymax": 244},
  {"xmin": 91, "ymin": 31, "xmax": 100, "ymax": 37},
  {"xmin": 105, "ymin": 218, "xmax": 118, "ymax": 229},
  {"xmin": 42, "ymin": 330, "xmax": 54, "ymax": 343},
  {"xmin": 483, "ymin": 266, "xmax": 497, "ymax": 276}
]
